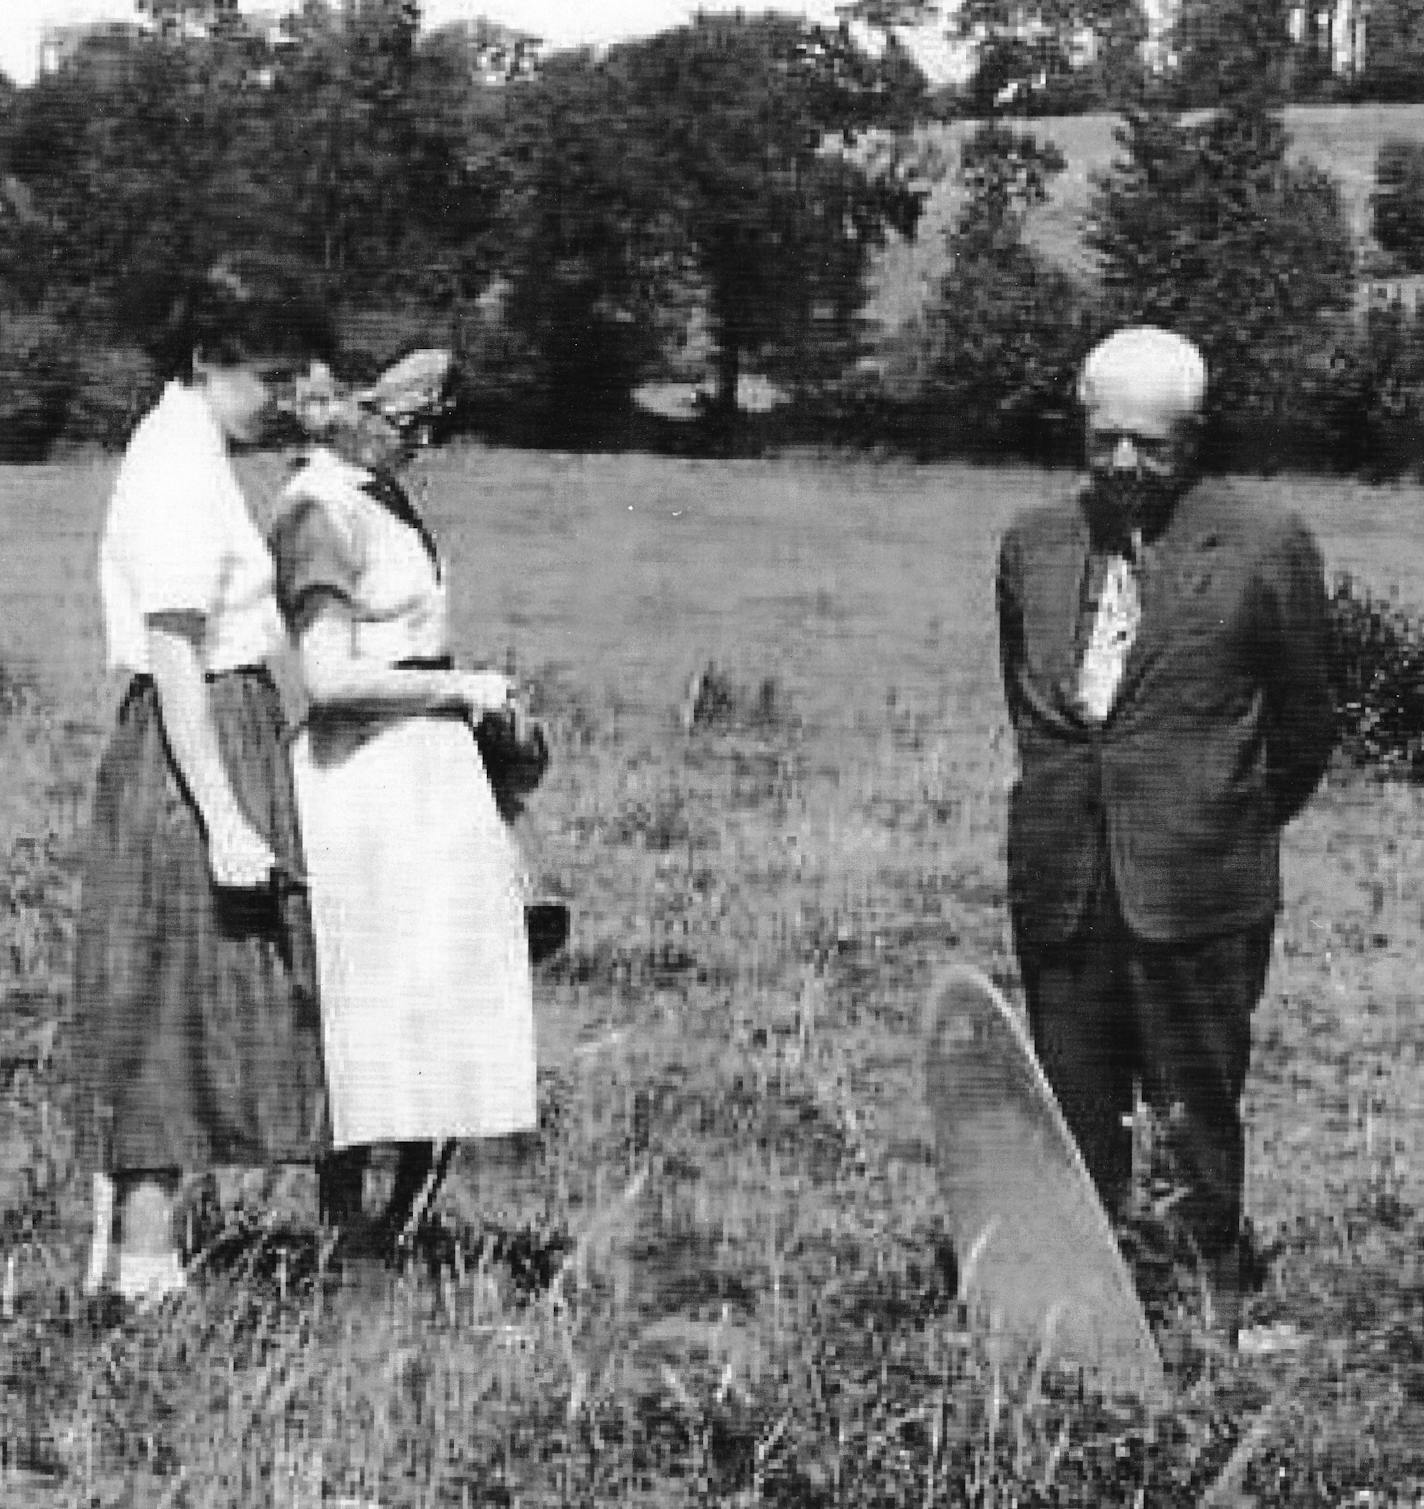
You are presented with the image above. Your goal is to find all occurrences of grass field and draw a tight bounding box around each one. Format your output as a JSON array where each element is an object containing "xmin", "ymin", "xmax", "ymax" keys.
[
  {"xmin": 6, "ymin": 449, "xmax": 1424, "ymax": 1504},
  {"xmin": 868, "ymin": 103, "xmax": 1424, "ymax": 331}
]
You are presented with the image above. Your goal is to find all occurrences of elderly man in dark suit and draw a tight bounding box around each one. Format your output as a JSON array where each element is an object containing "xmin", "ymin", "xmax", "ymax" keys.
[{"xmin": 996, "ymin": 326, "xmax": 1335, "ymax": 1338}]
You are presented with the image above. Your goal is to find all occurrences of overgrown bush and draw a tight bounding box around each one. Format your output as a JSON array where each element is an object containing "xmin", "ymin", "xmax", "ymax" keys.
[
  {"xmin": 57, "ymin": 342, "xmax": 158, "ymax": 452},
  {"xmin": 1328, "ymin": 574, "xmax": 1424, "ymax": 775},
  {"xmin": 1356, "ymin": 0, "xmax": 1424, "ymax": 104},
  {"xmin": 883, "ymin": 122, "xmax": 1100, "ymax": 463},
  {"xmin": 780, "ymin": 369, "xmax": 933, "ymax": 456},
  {"xmin": 1089, "ymin": 104, "xmax": 1357, "ymax": 472},
  {"xmin": 1321, "ymin": 304, "xmax": 1424, "ymax": 480},
  {"xmin": 0, "ymin": 315, "xmax": 78, "ymax": 463},
  {"xmin": 1372, "ymin": 138, "xmax": 1424, "ymax": 274},
  {"xmin": 892, "ymin": 240, "xmax": 1097, "ymax": 461}
]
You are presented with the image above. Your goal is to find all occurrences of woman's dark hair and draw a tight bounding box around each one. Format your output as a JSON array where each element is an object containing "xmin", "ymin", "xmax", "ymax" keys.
[{"xmin": 128, "ymin": 257, "xmax": 337, "ymax": 381}]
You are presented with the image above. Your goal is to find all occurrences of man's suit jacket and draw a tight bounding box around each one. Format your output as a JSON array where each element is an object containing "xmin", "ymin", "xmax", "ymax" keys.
[{"xmin": 997, "ymin": 478, "xmax": 1335, "ymax": 946}]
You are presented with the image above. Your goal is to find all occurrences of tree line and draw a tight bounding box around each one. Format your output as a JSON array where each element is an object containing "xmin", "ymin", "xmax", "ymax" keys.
[
  {"xmin": 0, "ymin": 0, "xmax": 1420, "ymax": 472},
  {"xmin": 952, "ymin": 0, "xmax": 1424, "ymax": 117},
  {"xmin": 0, "ymin": 0, "xmax": 930, "ymax": 453}
]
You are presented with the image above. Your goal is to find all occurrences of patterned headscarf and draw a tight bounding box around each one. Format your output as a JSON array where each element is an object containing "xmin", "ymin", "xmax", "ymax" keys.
[{"xmin": 289, "ymin": 349, "xmax": 455, "ymax": 464}]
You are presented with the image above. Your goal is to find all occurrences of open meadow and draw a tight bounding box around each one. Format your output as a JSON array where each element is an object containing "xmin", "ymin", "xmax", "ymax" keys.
[{"xmin": 6, "ymin": 449, "xmax": 1424, "ymax": 1504}]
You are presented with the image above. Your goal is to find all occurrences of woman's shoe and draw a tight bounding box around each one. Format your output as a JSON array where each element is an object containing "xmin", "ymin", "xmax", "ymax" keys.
[{"xmin": 527, "ymin": 900, "xmax": 570, "ymax": 966}]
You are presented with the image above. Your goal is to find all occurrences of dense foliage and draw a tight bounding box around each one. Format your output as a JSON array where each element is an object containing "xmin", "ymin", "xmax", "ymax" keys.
[
  {"xmin": 1165, "ymin": 0, "xmax": 1296, "ymax": 110},
  {"xmin": 1088, "ymin": 103, "xmax": 1357, "ymax": 468},
  {"xmin": 952, "ymin": 0, "xmax": 1146, "ymax": 117},
  {"xmin": 1329, "ymin": 573, "xmax": 1424, "ymax": 776},
  {"xmin": 0, "ymin": 2, "xmax": 928, "ymax": 452},
  {"xmin": 1352, "ymin": 0, "xmax": 1424, "ymax": 104},
  {"xmin": 1328, "ymin": 303, "xmax": 1424, "ymax": 480},
  {"xmin": 1373, "ymin": 138, "xmax": 1424, "ymax": 276},
  {"xmin": 616, "ymin": 17, "xmax": 927, "ymax": 425},
  {"xmin": 894, "ymin": 124, "xmax": 1094, "ymax": 460}
]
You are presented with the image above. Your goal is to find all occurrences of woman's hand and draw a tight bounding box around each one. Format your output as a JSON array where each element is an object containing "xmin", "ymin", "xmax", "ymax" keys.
[
  {"xmin": 294, "ymin": 601, "xmax": 522, "ymax": 723},
  {"xmin": 206, "ymin": 809, "xmax": 279, "ymax": 890},
  {"xmin": 458, "ymin": 669, "xmax": 516, "ymax": 719},
  {"xmin": 146, "ymin": 615, "xmax": 279, "ymax": 890},
  {"xmin": 505, "ymin": 696, "xmax": 537, "ymax": 745}
]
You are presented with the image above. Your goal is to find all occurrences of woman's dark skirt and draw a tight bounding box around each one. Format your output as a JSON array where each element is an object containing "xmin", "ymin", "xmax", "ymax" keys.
[{"xmin": 74, "ymin": 668, "xmax": 328, "ymax": 1175}]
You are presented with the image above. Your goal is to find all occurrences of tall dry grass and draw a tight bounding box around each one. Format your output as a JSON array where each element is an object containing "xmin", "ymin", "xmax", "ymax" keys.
[{"xmin": 2, "ymin": 453, "xmax": 1424, "ymax": 1503}]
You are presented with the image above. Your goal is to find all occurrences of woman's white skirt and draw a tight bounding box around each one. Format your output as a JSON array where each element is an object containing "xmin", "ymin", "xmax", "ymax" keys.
[{"xmin": 292, "ymin": 711, "xmax": 536, "ymax": 1148}]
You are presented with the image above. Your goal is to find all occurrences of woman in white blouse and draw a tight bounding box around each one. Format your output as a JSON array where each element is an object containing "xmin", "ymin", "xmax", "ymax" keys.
[{"xmin": 72, "ymin": 265, "xmax": 331, "ymax": 1306}]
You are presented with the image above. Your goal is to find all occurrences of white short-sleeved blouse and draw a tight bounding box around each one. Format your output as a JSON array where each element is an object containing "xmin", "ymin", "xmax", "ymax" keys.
[
  {"xmin": 274, "ymin": 448, "xmax": 449, "ymax": 666},
  {"xmin": 99, "ymin": 382, "xmax": 285, "ymax": 675}
]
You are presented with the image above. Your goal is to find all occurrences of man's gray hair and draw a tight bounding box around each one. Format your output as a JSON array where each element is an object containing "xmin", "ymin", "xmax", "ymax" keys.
[{"xmin": 1078, "ymin": 327, "xmax": 1208, "ymax": 422}]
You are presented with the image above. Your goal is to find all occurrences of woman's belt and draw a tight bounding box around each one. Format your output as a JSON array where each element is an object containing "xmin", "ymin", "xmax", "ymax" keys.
[
  {"xmin": 394, "ymin": 655, "xmax": 454, "ymax": 672},
  {"xmin": 122, "ymin": 664, "xmax": 274, "ymax": 709}
]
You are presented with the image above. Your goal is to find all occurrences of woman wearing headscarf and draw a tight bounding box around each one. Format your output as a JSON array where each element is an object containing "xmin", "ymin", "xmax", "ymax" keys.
[
  {"xmin": 75, "ymin": 264, "xmax": 333, "ymax": 1306},
  {"xmin": 271, "ymin": 363, "xmax": 538, "ymax": 1253}
]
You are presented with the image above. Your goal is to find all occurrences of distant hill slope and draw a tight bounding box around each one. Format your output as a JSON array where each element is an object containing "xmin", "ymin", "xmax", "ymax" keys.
[{"xmin": 867, "ymin": 103, "xmax": 1424, "ymax": 337}]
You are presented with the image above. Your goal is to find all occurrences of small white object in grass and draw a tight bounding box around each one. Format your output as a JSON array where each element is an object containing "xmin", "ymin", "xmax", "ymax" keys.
[
  {"xmin": 470, "ymin": 1322, "xmax": 537, "ymax": 1353},
  {"xmin": 1236, "ymin": 1320, "xmax": 1308, "ymax": 1357},
  {"xmin": 573, "ymin": 1030, "xmax": 629, "ymax": 1059}
]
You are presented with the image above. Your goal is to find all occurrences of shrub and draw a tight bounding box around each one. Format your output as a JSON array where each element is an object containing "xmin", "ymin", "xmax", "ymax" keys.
[
  {"xmin": 1372, "ymin": 138, "xmax": 1424, "ymax": 274},
  {"xmin": 0, "ymin": 314, "xmax": 77, "ymax": 463},
  {"xmin": 57, "ymin": 342, "xmax": 158, "ymax": 451},
  {"xmin": 887, "ymin": 122, "xmax": 1100, "ymax": 463},
  {"xmin": 1089, "ymin": 105, "xmax": 1356, "ymax": 471},
  {"xmin": 895, "ymin": 240, "xmax": 1098, "ymax": 461},
  {"xmin": 1328, "ymin": 574, "xmax": 1424, "ymax": 776},
  {"xmin": 679, "ymin": 662, "xmax": 796, "ymax": 737},
  {"xmin": 780, "ymin": 369, "xmax": 928, "ymax": 456},
  {"xmin": 1357, "ymin": 0, "xmax": 1424, "ymax": 103},
  {"xmin": 1323, "ymin": 304, "xmax": 1424, "ymax": 481}
]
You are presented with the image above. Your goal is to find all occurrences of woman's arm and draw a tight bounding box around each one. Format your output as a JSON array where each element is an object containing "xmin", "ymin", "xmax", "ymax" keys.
[
  {"xmin": 146, "ymin": 612, "xmax": 277, "ymax": 888},
  {"xmin": 295, "ymin": 591, "xmax": 512, "ymax": 718}
]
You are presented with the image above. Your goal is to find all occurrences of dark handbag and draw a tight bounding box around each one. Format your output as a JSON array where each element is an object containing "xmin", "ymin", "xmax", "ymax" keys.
[
  {"xmin": 473, "ymin": 711, "xmax": 566, "ymax": 965},
  {"xmin": 474, "ymin": 705, "xmax": 551, "ymax": 824}
]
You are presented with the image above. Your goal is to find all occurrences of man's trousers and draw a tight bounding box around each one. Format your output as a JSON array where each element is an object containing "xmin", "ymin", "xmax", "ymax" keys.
[{"xmin": 1014, "ymin": 871, "xmax": 1273, "ymax": 1271}]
